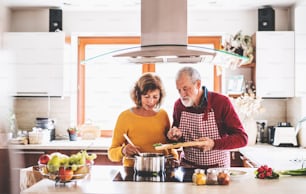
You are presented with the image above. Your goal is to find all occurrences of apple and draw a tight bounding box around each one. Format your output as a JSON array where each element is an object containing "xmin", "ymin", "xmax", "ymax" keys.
[
  {"xmin": 38, "ymin": 154, "xmax": 50, "ymax": 165},
  {"xmin": 86, "ymin": 159, "xmax": 94, "ymax": 165},
  {"xmin": 58, "ymin": 167, "xmax": 73, "ymax": 181}
]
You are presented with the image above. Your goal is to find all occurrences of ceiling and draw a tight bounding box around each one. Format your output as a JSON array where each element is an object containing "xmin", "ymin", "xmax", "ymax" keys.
[{"xmin": 3, "ymin": 0, "xmax": 305, "ymax": 11}]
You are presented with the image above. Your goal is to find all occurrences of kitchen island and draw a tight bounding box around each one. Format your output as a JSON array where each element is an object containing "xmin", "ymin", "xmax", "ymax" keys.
[
  {"xmin": 240, "ymin": 144, "xmax": 306, "ymax": 170},
  {"xmin": 21, "ymin": 165, "xmax": 306, "ymax": 194}
]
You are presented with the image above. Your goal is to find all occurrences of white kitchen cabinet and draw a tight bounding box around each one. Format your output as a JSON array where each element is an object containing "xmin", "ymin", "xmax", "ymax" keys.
[
  {"xmin": 255, "ymin": 31, "xmax": 294, "ymax": 98},
  {"xmin": 294, "ymin": 6, "xmax": 306, "ymax": 96},
  {"xmin": 3, "ymin": 32, "xmax": 65, "ymax": 96},
  {"xmin": 295, "ymin": 33, "xmax": 306, "ymax": 96}
]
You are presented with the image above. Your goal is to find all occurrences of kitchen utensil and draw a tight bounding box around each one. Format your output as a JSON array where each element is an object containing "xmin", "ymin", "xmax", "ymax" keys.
[
  {"xmin": 256, "ymin": 121, "xmax": 266, "ymax": 143},
  {"xmin": 123, "ymin": 133, "xmax": 140, "ymax": 155},
  {"xmin": 154, "ymin": 141, "xmax": 207, "ymax": 150},
  {"xmin": 134, "ymin": 153, "xmax": 166, "ymax": 173},
  {"xmin": 228, "ymin": 169, "xmax": 247, "ymax": 180}
]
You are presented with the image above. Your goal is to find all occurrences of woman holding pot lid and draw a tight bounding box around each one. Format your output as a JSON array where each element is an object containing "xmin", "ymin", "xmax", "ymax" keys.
[{"xmin": 108, "ymin": 73, "xmax": 178, "ymax": 167}]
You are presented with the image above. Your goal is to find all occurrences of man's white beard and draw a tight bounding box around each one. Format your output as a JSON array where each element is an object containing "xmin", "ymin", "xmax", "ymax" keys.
[{"xmin": 180, "ymin": 97, "xmax": 193, "ymax": 107}]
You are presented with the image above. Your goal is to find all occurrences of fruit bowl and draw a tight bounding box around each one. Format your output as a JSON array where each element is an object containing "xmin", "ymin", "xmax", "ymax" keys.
[{"xmin": 36, "ymin": 164, "xmax": 92, "ymax": 185}]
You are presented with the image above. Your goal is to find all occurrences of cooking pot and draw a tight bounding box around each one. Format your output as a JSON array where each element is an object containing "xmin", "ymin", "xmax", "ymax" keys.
[{"xmin": 134, "ymin": 153, "xmax": 166, "ymax": 173}]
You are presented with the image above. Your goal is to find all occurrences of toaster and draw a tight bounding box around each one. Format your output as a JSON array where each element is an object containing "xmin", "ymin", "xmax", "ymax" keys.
[{"xmin": 271, "ymin": 126, "xmax": 298, "ymax": 147}]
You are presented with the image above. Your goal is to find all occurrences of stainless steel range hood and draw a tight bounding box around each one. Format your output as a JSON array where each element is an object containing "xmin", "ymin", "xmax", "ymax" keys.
[
  {"xmin": 113, "ymin": 0, "xmax": 247, "ymax": 66},
  {"xmin": 113, "ymin": 0, "xmax": 217, "ymax": 63}
]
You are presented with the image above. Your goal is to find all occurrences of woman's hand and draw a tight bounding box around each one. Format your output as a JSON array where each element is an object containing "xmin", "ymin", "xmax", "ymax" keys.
[
  {"xmin": 122, "ymin": 144, "xmax": 140, "ymax": 157},
  {"xmin": 167, "ymin": 126, "xmax": 182, "ymax": 141}
]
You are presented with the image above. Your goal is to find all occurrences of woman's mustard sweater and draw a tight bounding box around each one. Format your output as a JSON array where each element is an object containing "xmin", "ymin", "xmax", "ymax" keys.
[{"xmin": 108, "ymin": 108, "xmax": 176, "ymax": 167}]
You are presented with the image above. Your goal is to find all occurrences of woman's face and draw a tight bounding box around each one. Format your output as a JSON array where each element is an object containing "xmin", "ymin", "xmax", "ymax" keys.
[{"xmin": 141, "ymin": 89, "xmax": 160, "ymax": 111}]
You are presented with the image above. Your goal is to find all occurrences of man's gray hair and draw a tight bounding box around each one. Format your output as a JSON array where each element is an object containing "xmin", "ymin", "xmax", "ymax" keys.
[{"xmin": 176, "ymin": 66, "xmax": 201, "ymax": 83}]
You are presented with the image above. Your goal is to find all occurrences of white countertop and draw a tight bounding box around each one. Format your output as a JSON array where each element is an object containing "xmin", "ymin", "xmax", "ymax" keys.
[
  {"xmin": 7, "ymin": 140, "xmax": 306, "ymax": 170},
  {"xmin": 8, "ymin": 138, "xmax": 112, "ymax": 150},
  {"xmin": 239, "ymin": 143, "xmax": 306, "ymax": 170},
  {"xmin": 21, "ymin": 165, "xmax": 306, "ymax": 194}
]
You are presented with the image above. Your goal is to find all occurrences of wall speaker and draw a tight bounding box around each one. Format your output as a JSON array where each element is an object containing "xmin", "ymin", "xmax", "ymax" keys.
[
  {"xmin": 49, "ymin": 9, "xmax": 62, "ymax": 32},
  {"xmin": 258, "ymin": 7, "xmax": 275, "ymax": 31}
]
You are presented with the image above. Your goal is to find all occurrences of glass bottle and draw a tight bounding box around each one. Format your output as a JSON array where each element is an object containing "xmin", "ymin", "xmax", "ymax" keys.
[
  {"xmin": 206, "ymin": 168, "xmax": 218, "ymax": 185},
  {"xmin": 192, "ymin": 169, "xmax": 206, "ymax": 185}
]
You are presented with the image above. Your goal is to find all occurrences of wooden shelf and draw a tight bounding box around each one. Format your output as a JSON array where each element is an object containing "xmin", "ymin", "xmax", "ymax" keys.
[
  {"xmin": 240, "ymin": 62, "xmax": 255, "ymax": 68},
  {"xmin": 228, "ymin": 94, "xmax": 242, "ymax": 98}
]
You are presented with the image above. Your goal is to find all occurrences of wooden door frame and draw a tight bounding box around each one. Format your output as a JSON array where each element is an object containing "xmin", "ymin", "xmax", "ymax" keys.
[{"xmin": 77, "ymin": 36, "xmax": 222, "ymax": 125}]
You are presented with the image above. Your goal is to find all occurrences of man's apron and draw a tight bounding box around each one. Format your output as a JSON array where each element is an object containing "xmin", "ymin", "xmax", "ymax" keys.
[{"xmin": 179, "ymin": 109, "xmax": 230, "ymax": 168}]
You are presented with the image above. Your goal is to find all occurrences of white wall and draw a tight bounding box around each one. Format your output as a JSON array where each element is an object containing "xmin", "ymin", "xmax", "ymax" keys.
[
  {"xmin": 0, "ymin": 5, "xmax": 13, "ymax": 132},
  {"xmin": 6, "ymin": 6, "xmax": 296, "ymax": 135},
  {"xmin": 9, "ymin": 8, "xmax": 292, "ymax": 35}
]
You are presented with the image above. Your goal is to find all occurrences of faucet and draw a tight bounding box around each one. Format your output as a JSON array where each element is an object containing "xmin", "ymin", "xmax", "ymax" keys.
[{"xmin": 295, "ymin": 116, "xmax": 306, "ymax": 136}]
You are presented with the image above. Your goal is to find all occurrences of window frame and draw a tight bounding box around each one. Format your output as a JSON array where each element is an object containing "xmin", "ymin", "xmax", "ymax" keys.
[{"xmin": 77, "ymin": 36, "xmax": 222, "ymax": 125}]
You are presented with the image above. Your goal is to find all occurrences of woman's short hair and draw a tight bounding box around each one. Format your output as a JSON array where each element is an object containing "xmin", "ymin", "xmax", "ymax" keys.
[{"xmin": 131, "ymin": 73, "xmax": 165, "ymax": 108}]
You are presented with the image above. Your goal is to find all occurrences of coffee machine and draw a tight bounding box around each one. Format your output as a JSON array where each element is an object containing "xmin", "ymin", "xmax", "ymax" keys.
[{"xmin": 268, "ymin": 122, "xmax": 298, "ymax": 147}]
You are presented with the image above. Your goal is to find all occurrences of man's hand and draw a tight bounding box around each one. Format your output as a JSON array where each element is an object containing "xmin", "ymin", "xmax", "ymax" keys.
[
  {"xmin": 167, "ymin": 126, "xmax": 182, "ymax": 141},
  {"xmin": 196, "ymin": 137, "xmax": 215, "ymax": 151}
]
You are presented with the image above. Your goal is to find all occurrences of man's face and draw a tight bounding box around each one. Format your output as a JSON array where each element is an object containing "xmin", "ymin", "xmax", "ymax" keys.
[{"xmin": 176, "ymin": 74, "xmax": 199, "ymax": 107}]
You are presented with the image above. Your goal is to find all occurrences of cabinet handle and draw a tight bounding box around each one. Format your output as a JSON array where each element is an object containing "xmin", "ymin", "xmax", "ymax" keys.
[
  {"xmin": 87, "ymin": 151, "xmax": 108, "ymax": 156},
  {"xmin": 15, "ymin": 92, "xmax": 48, "ymax": 95},
  {"xmin": 244, "ymin": 160, "xmax": 255, "ymax": 168},
  {"xmin": 231, "ymin": 152, "xmax": 236, "ymax": 160},
  {"xmin": 13, "ymin": 151, "xmax": 45, "ymax": 155},
  {"xmin": 240, "ymin": 155, "xmax": 258, "ymax": 168}
]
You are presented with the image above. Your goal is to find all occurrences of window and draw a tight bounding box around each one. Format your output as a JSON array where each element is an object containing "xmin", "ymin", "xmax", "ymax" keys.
[
  {"xmin": 85, "ymin": 44, "xmax": 141, "ymax": 129},
  {"xmin": 77, "ymin": 36, "xmax": 221, "ymax": 129}
]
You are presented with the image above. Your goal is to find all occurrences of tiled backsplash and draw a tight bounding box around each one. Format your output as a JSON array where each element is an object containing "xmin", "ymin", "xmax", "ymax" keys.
[
  {"xmin": 13, "ymin": 97, "xmax": 71, "ymax": 137},
  {"xmin": 13, "ymin": 96, "xmax": 289, "ymax": 138},
  {"xmin": 287, "ymin": 97, "xmax": 306, "ymax": 125},
  {"xmin": 254, "ymin": 99, "xmax": 287, "ymax": 127}
]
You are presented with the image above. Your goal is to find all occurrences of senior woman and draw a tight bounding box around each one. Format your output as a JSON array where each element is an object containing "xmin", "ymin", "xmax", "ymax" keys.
[{"xmin": 108, "ymin": 73, "xmax": 177, "ymax": 167}]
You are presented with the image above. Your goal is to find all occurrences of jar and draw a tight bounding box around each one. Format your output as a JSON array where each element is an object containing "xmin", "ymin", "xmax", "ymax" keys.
[
  {"xmin": 206, "ymin": 168, "xmax": 218, "ymax": 185},
  {"xmin": 192, "ymin": 169, "xmax": 206, "ymax": 185},
  {"xmin": 217, "ymin": 169, "xmax": 230, "ymax": 185}
]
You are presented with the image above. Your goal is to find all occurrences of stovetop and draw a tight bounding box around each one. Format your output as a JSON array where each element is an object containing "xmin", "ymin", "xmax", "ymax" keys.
[{"xmin": 112, "ymin": 167, "xmax": 195, "ymax": 182}]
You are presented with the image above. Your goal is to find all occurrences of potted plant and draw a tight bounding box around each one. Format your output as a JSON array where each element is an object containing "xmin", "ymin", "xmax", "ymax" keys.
[
  {"xmin": 67, "ymin": 127, "xmax": 78, "ymax": 141},
  {"xmin": 222, "ymin": 30, "xmax": 254, "ymax": 67}
]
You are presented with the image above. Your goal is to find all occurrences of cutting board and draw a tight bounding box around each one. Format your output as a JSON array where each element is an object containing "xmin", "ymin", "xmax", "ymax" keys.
[{"xmin": 154, "ymin": 141, "xmax": 206, "ymax": 150}]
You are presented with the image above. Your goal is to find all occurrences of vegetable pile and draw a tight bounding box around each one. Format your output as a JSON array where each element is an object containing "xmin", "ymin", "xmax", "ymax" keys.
[
  {"xmin": 254, "ymin": 165, "xmax": 279, "ymax": 179},
  {"xmin": 278, "ymin": 168, "xmax": 306, "ymax": 176}
]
